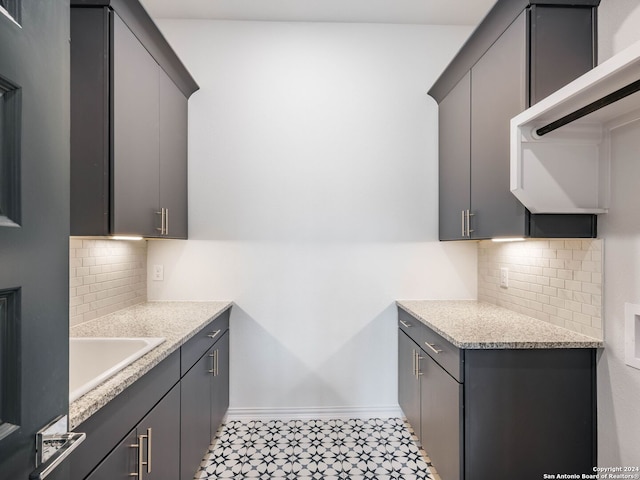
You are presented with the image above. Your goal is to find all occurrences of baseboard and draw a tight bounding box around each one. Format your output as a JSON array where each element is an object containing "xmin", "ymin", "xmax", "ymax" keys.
[{"xmin": 226, "ymin": 405, "xmax": 403, "ymax": 421}]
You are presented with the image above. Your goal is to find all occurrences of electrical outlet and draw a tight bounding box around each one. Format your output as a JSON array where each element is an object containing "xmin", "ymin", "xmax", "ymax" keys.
[
  {"xmin": 500, "ymin": 267, "xmax": 509, "ymax": 288},
  {"xmin": 152, "ymin": 264, "xmax": 164, "ymax": 281}
]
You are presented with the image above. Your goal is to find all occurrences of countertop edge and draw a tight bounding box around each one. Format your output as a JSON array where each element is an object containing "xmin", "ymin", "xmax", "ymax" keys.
[
  {"xmin": 396, "ymin": 300, "xmax": 603, "ymax": 349},
  {"xmin": 69, "ymin": 301, "xmax": 233, "ymax": 430}
]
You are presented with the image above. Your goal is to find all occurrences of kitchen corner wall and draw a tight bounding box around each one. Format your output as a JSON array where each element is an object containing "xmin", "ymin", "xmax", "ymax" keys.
[
  {"xmin": 596, "ymin": 0, "xmax": 640, "ymax": 467},
  {"xmin": 70, "ymin": 238, "xmax": 147, "ymax": 327},
  {"xmin": 147, "ymin": 20, "xmax": 477, "ymax": 415},
  {"xmin": 478, "ymin": 239, "xmax": 603, "ymax": 339}
]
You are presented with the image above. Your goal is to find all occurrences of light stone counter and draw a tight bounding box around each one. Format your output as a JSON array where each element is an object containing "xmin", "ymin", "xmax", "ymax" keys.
[
  {"xmin": 69, "ymin": 301, "xmax": 232, "ymax": 430},
  {"xmin": 397, "ymin": 300, "xmax": 603, "ymax": 349}
]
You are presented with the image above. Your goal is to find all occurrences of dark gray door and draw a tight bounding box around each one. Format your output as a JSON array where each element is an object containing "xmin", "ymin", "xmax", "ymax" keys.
[
  {"xmin": 159, "ymin": 73, "xmax": 188, "ymax": 239},
  {"xmin": 112, "ymin": 11, "xmax": 160, "ymax": 237},
  {"xmin": 397, "ymin": 331, "xmax": 421, "ymax": 439},
  {"xmin": 138, "ymin": 385, "xmax": 180, "ymax": 480},
  {"xmin": 211, "ymin": 331, "xmax": 229, "ymax": 438},
  {"xmin": 438, "ymin": 72, "xmax": 471, "ymax": 241},
  {"xmin": 470, "ymin": 12, "xmax": 527, "ymax": 239},
  {"xmin": 529, "ymin": 6, "xmax": 595, "ymax": 106},
  {"xmin": 420, "ymin": 353, "xmax": 462, "ymax": 480},
  {"xmin": 84, "ymin": 430, "xmax": 138, "ymax": 480},
  {"xmin": 180, "ymin": 350, "xmax": 212, "ymax": 480},
  {"xmin": 0, "ymin": 1, "xmax": 71, "ymax": 479}
]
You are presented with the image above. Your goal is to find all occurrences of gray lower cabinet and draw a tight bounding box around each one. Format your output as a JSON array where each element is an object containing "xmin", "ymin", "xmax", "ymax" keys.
[
  {"xmin": 180, "ymin": 329, "xmax": 230, "ymax": 480},
  {"xmin": 180, "ymin": 350, "xmax": 213, "ymax": 480},
  {"xmin": 86, "ymin": 385, "xmax": 180, "ymax": 480},
  {"xmin": 420, "ymin": 351, "xmax": 462, "ymax": 480},
  {"xmin": 431, "ymin": 0, "xmax": 599, "ymax": 240},
  {"xmin": 397, "ymin": 331, "xmax": 421, "ymax": 439},
  {"xmin": 70, "ymin": 308, "xmax": 231, "ymax": 480},
  {"xmin": 398, "ymin": 330, "xmax": 462, "ymax": 480},
  {"xmin": 211, "ymin": 331, "xmax": 230, "ymax": 439},
  {"xmin": 398, "ymin": 308, "xmax": 596, "ymax": 480}
]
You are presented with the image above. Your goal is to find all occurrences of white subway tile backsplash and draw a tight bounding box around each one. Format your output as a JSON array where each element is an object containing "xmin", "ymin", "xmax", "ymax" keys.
[
  {"xmin": 70, "ymin": 239, "xmax": 147, "ymax": 327},
  {"xmin": 478, "ymin": 239, "xmax": 603, "ymax": 339}
]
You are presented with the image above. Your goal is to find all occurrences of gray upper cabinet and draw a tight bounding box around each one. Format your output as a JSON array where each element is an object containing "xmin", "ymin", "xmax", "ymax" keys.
[
  {"xmin": 470, "ymin": 13, "xmax": 527, "ymax": 239},
  {"xmin": 71, "ymin": 0, "xmax": 198, "ymax": 239},
  {"xmin": 159, "ymin": 73, "xmax": 189, "ymax": 239},
  {"xmin": 112, "ymin": 12, "xmax": 161, "ymax": 237},
  {"xmin": 430, "ymin": 0, "xmax": 600, "ymax": 240},
  {"xmin": 438, "ymin": 73, "xmax": 471, "ymax": 241}
]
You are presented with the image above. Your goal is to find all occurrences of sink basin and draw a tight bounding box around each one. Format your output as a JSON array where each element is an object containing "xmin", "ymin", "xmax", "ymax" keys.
[{"xmin": 69, "ymin": 337, "xmax": 165, "ymax": 402}]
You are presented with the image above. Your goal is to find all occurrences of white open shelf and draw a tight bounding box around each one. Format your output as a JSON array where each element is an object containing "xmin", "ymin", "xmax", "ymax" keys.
[{"xmin": 510, "ymin": 39, "xmax": 640, "ymax": 214}]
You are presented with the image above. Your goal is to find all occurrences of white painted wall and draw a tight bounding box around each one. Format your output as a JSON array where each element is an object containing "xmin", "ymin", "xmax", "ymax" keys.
[
  {"xmin": 148, "ymin": 20, "xmax": 477, "ymax": 413},
  {"xmin": 594, "ymin": 0, "xmax": 640, "ymax": 467}
]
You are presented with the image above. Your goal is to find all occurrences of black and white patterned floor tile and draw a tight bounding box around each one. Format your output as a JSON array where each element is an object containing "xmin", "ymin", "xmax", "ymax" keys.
[{"xmin": 195, "ymin": 418, "xmax": 438, "ymax": 480}]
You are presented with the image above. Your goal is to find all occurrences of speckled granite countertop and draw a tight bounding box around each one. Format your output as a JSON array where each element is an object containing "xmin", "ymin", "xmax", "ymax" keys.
[
  {"xmin": 397, "ymin": 300, "xmax": 603, "ymax": 349},
  {"xmin": 69, "ymin": 301, "xmax": 232, "ymax": 430}
]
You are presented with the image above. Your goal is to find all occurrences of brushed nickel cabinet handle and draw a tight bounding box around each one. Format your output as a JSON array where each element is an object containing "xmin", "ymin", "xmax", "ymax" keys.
[
  {"xmin": 207, "ymin": 330, "xmax": 221, "ymax": 340},
  {"xmin": 416, "ymin": 355, "xmax": 423, "ymax": 378},
  {"xmin": 129, "ymin": 434, "xmax": 145, "ymax": 478},
  {"xmin": 466, "ymin": 210, "xmax": 475, "ymax": 236},
  {"xmin": 165, "ymin": 208, "xmax": 169, "ymax": 236},
  {"xmin": 208, "ymin": 351, "xmax": 215, "ymax": 375},
  {"xmin": 146, "ymin": 428, "xmax": 152, "ymax": 473},
  {"xmin": 399, "ymin": 320, "xmax": 411, "ymax": 328},
  {"xmin": 462, "ymin": 210, "xmax": 466, "ymax": 237},
  {"xmin": 412, "ymin": 350, "xmax": 416, "ymax": 377},
  {"xmin": 425, "ymin": 342, "xmax": 442, "ymax": 354},
  {"xmin": 156, "ymin": 209, "xmax": 166, "ymax": 235}
]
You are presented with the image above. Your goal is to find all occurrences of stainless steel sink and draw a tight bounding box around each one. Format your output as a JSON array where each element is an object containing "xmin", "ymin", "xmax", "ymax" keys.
[{"xmin": 69, "ymin": 337, "xmax": 165, "ymax": 402}]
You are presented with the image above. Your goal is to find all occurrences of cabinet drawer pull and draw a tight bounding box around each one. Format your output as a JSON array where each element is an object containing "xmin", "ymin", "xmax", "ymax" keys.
[
  {"xmin": 129, "ymin": 429, "xmax": 150, "ymax": 478},
  {"xmin": 207, "ymin": 330, "xmax": 221, "ymax": 340},
  {"xmin": 425, "ymin": 342, "xmax": 442, "ymax": 354},
  {"xmin": 461, "ymin": 210, "xmax": 465, "ymax": 237},
  {"xmin": 399, "ymin": 320, "xmax": 411, "ymax": 328},
  {"xmin": 165, "ymin": 208, "xmax": 169, "ymax": 236}
]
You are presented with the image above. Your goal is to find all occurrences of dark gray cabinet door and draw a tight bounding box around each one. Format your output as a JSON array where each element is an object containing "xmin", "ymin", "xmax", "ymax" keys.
[
  {"xmin": 70, "ymin": 7, "xmax": 110, "ymax": 237},
  {"xmin": 87, "ymin": 386, "xmax": 180, "ymax": 480},
  {"xmin": 85, "ymin": 430, "xmax": 138, "ymax": 480},
  {"xmin": 470, "ymin": 12, "xmax": 527, "ymax": 239},
  {"xmin": 138, "ymin": 385, "xmax": 180, "ymax": 480},
  {"xmin": 112, "ymin": 11, "xmax": 160, "ymax": 236},
  {"xmin": 159, "ymin": 73, "xmax": 188, "ymax": 239},
  {"xmin": 420, "ymin": 353, "xmax": 462, "ymax": 480},
  {"xmin": 0, "ymin": 1, "xmax": 70, "ymax": 478},
  {"xmin": 529, "ymin": 6, "xmax": 595, "ymax": 106},
  {"xmin": 180, "ymin": 349, "xmax": 212, "ymax": 480},
  {"xmin": 398, "ymin": 331, "xmax": 421, "ymax": 439},
  {"xmin": 438, "ymin": 72, "xmax": 471, "ymax": 241},
  {"xmin": 211, "ymin": 331, "xmax": 230, "ymax": 438}
]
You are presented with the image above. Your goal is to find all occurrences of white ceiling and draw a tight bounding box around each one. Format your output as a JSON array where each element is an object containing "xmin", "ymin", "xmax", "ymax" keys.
[{"xmin": 139, "ymin": 0, "xmax": 498, "ymax": 26}]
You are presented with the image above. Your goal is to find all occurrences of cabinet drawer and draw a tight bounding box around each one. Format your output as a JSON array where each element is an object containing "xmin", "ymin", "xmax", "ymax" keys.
[
  {"xmin": 398, "ymin": 308, "xmax": 463, "ymax": 382},
  {"xmin": 181, "ymin": 308, "xmax": 230, "ymax": 376}
]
